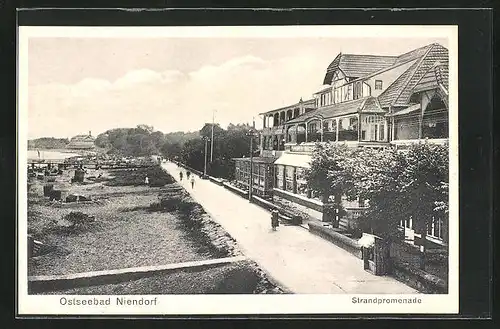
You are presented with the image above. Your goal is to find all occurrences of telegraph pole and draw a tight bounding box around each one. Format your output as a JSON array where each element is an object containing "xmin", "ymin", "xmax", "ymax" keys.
[
  {"xmin": 249, "ymin": 134, "xmax": 253, "ymax": 201},
  {"xmin": 203, "ymin": 136, "xmax": 209, "ymax": 177},
  {"xmin": 247, "ymin": 128, "xmax": 257, "ymax": 202},
  {"xmin": 210, "ymin": 109, "xmax": 216, "ymax": 163}
]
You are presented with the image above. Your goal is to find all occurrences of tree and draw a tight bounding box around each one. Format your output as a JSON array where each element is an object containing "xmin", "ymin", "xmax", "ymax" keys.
[
  {"xmin": 397, "ymin": 142, "xmax": 449, "ymax": 267},
  {"xmin": 349, "ymin": 146, "xmax": 408, "ymax": 239},
  {"xmin": 305, "ymin": 143, "xmax": 355, "ymax": 226},
  {"xmin": 350, "ymin": 142, "xmax": 449, "ymax": 269}
]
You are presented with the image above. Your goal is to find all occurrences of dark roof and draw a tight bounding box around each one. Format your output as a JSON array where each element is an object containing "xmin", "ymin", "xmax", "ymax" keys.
[
  {"xmin": 378, "ymin": 43, "xmax": 449, "ymax": 108},
  {"xmin": 322, "ymin": 43, "xmax": 441, "ymax": 87},
  {"xmin": 232, "ymin": 157, "xmax": 276, "ymax": 164},
  {"xmin": 323, "ymin": 54, "xmax": 397, "ymax": 84},
  {"xmin": 412, "ymin": 60, "xmax": 449, "ymax": 94},
  {"xmin": 360, "ymin": 97, "xmax": 386, "ymax": 113},
  {"xmin": 259, "ymin": 98, "xmax": 316, "ymax": 115},
  {"xmin": 287, "ymin": 97, "xmax": 368, "ymax": 123},
  {"xmin": 377, "ymin": 60, "xmax": 421, "ymax": 108},
  {"xmin": 394, "ymin": 43, "xmax": 434, "ymax": 65}
]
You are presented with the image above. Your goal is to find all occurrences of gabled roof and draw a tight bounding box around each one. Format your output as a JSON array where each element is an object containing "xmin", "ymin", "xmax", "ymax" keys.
[
  {"xmin": 286, "ymin": 96, "xmax": 386, "ymax": 124},
  {"xmin": 361, "ymin": 97, "xmax": 386, "ymax": 114},
  {"xmin": 322, "ymin": 43, "xmax": 442, "ymax": 88},
  {"xmin": 393, "ymin": 43, "xmax": 434, "ymax": 66},
  {"xmin": 412, "ymin": 60, "xmax": 449, "ymax": 94},
  {"xmin": 323, "ymin": 54, "xmax": 397, "ymax": 84},
  {"xmin": 377, "ymin": 43, "xmax": 449, "ymax": 108}
]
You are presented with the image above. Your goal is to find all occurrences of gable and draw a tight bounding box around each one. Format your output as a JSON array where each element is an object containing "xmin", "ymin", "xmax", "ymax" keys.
[{"xmin": 377, "ymin": 43, "xmax": 449, "ymax": 108}]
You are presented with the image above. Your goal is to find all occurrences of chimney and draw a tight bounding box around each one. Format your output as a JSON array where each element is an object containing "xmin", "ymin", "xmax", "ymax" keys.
[{"xmin": 89, "ymin": 130, "xmax": 92, "ymax": 136}]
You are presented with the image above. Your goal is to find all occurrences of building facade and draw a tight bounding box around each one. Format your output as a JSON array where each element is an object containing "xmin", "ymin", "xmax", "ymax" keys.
[
  {"xmin": 232, "ymin": 43, "xmax": 449, "ymax": 245},
  {"xmin": 67, "ymin": 131, "xmax": 96, "ymax": 150},
  {"xmin": 232, "ymin": 157, "xmax": 275, "ymax": 198}
]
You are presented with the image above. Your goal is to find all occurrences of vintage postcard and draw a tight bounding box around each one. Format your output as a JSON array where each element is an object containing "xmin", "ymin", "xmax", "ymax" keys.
[{"xmin": 17, "ymin": 25, "xmax": 458, "ymax": 315}]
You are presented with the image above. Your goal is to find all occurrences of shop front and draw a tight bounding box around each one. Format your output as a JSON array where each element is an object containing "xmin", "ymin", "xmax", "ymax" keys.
[{"xmin": 233, "ymin": 157, "xmax": 276, "ymax": 198}]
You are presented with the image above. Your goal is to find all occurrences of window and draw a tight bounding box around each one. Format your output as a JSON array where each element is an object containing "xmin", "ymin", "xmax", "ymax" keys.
[
  {"xmin": 276, "ymin": 165, "xmax": 284, "ymax": 189},
  {"xmin": 400, "ymin": 217, "xmax": 413, "ymax": 229},
  {"xmin": 338, "ymin": 116, "xmax": 358, "ymax": 141},
  {"xmin": 295, "ymin": 167, "xmax": 308, "ymax": 197},
  {"xmin": 344, "ymin": 84, "xmax": 352, "ymax": 101},
  {"xmin": 427, "ymin": 215, "xmax": 444, "ymax": 240},
  {"xmin": 285, "ymin": 166, "xmax": 295, "ymax": 192},
  {"xmin": 353, "ymin": 81, "xmax": 362, "ymax": 100},
  {"xmin": 335, "ymin": 88, "xmax": 340, "ymax": 103},
  {"xmin": 375, "ymin": 80, "xmax": 383, "ymax": 90},
  {"xmin": 361, "ymin": 115, "xmax": 386, "ymax": 142}
]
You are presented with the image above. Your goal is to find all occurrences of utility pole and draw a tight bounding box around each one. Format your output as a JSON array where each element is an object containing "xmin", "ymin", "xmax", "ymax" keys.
[
  {"xmin": 249, "ymin": 133, "xmax": 253, "ymax": 201},
  {"xmin": 203, "ymin": 136, "xmax": 209, "ymax": 177},
  {"xmin": 210, "ymin": 109, "xmax": 216, "ymax": 163},
  {"xmin": 247, "ymin": 127, "xmax": 257, "ymax": 202}
]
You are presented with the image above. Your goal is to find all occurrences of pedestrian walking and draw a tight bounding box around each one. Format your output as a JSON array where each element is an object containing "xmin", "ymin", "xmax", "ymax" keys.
[
  {"xmin": 179, "ymin": 171, "xmax": 183, "ymax": 181},
  {"xmin": 271, "ymin": 210, "xmax": 279, "ymax": 231},
  {"xmin": 186, "ymin": 170, "xmax": 191, "ymax": 179},
  {"xmin": 144, "ymin": 176, "xmax": 149, "ymax": 185},
  {"xmin": 190, "ymin": 175, "xmax": 195, "ymax": 189}
]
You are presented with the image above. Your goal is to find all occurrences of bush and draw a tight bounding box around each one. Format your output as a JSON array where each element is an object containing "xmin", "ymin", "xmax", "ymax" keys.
[{"xmin": 63, "ymin": 211, "xmax": 96, "ymax": 232}]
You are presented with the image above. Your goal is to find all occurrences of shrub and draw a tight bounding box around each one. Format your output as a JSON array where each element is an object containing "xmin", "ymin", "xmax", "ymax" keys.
[{"xmin": 63, "ymin": 211, "xmax": 96, "ymax": 232}]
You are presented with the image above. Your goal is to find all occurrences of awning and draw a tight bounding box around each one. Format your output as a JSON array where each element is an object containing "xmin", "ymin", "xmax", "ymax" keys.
[
  {"xmin": 274, "ymin": 152, "xmax": 312, "ymax": 169},
  {"xmin": 386, "ymin": 104, "xmax": 421, "ymax": 117}
]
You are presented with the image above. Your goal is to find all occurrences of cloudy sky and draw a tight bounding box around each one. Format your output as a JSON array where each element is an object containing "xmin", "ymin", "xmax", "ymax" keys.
[{"xmin": 26, "ymin": 34, "xmax": 448, "ymax": 139}]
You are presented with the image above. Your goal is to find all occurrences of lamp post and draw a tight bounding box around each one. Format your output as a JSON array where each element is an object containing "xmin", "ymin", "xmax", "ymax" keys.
[
  {"xmin": 246, "ymin": 128, "xmax": 259, "ymax": 201},
  {"xmin": 202, "ymin": 136, "xmax": 210, "ymax": 177}
]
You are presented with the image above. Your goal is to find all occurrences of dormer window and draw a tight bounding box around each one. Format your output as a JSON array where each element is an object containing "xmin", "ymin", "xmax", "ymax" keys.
[{"xmin": 375, "ymin": 80, "xmax": 383, "ymax": 90}]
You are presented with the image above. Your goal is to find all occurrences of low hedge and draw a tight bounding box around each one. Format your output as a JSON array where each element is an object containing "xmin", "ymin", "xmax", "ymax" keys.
[
  {"xmin": 391, "ymin": 260, "xmax": 448, "ymax": 294},
  {"xmin": 222, "ymin": 182, "xmax": 248, "ymax": 198},
  {"xmin": 308, "ymin": 222, "xmax": 362, "ymax": 258}
]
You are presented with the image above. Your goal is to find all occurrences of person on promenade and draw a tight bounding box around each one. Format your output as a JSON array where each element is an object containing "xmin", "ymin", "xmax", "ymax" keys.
[
  {"xmin": 144, "ymin": 176, "xmax": 149, "ymax": 186},
  {"xmin": 190, "ymin": 175, "xmax": 195, "ymax": 189},
  {"xmin": 271, "ymin": 210, "xmax": 279, "ymax": 231},
  {"xmin": 179, "ymin": 171, "xmax": 183, "ymax": 181},
  {"xmin": 186, "ymin": 171, "xmax": 191, "ymax": 180}
]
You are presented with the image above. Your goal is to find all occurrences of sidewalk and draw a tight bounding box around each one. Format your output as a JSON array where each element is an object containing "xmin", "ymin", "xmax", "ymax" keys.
[{"xmin": 162, "ymin": 162, "xmax": 418, "ymax": 294}]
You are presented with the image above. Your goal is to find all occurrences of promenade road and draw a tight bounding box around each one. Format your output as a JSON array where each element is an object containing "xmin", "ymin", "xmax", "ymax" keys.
[{"xmin": 162, "ymin": 162, "xmax": 418, "ymax": 294}]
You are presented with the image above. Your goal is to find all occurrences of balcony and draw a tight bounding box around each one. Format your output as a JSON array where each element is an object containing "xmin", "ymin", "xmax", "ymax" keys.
[
  {"xmin": 261, "ymin": 126, "xmax": 284, "ymax": 135},
  {"xmin": 287, "ymin": 143, "xmax": 316, "ymax": 153},
  {"xmin": 261, "ymin": 149, "xmax": 284, "ymax": 158},
  {"xmin": 390, "ymin": 138, "xmax": 448, "ymax": 150},
  {"xmin": 391, "ymin": 138, "xmax": 448, "ymax": 145}
]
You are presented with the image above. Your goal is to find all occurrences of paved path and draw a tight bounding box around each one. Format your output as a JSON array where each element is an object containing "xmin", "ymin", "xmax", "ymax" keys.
[{"xmin": 162, "ymin": 162, "xmax": 417, "ymax": 294}]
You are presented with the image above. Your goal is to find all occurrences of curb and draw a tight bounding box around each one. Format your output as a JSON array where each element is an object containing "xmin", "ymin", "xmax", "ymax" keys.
[{"xmin": 29, "ymin": 256, "xmax": 247, "ymax": 293}]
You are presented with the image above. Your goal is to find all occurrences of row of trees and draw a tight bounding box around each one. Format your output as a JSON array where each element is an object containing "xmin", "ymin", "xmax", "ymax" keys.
[
  {"xmin": 163, "ymin": 123, "xmax": 256, "ymax": 179},
  {"xmin": 28, "ymin": 138, "xmax": 70, "ymax": 149},
  {"xmin": 306, "ymin": 141, "xmax": 449, "ymax": 257},
  {"xmin": 94, "ymin": 123, "xmax": 255, "ymax": 180}
]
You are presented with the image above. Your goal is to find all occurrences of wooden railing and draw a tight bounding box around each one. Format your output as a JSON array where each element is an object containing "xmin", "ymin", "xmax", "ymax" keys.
[{"xmin": 261, "ymin": 126, "xmax": 284, "ymax": 135}]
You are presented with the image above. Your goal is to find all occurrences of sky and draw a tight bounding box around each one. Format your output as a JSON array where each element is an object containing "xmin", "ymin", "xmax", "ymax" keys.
[{"xmin": 26, "ymin": 34, "xmax": 448, "ymax": 139}]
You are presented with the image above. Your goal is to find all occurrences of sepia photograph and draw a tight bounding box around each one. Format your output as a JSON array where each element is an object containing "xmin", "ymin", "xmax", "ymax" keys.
[{"xmin": 17, "ymin": 25, "xmax": 458, "ymax": 315}]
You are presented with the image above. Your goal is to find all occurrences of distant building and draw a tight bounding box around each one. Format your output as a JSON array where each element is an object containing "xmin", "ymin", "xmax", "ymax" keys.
[{"xmin": 67, "ymin": 131, "xmax": 96, "ymax": 150}]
